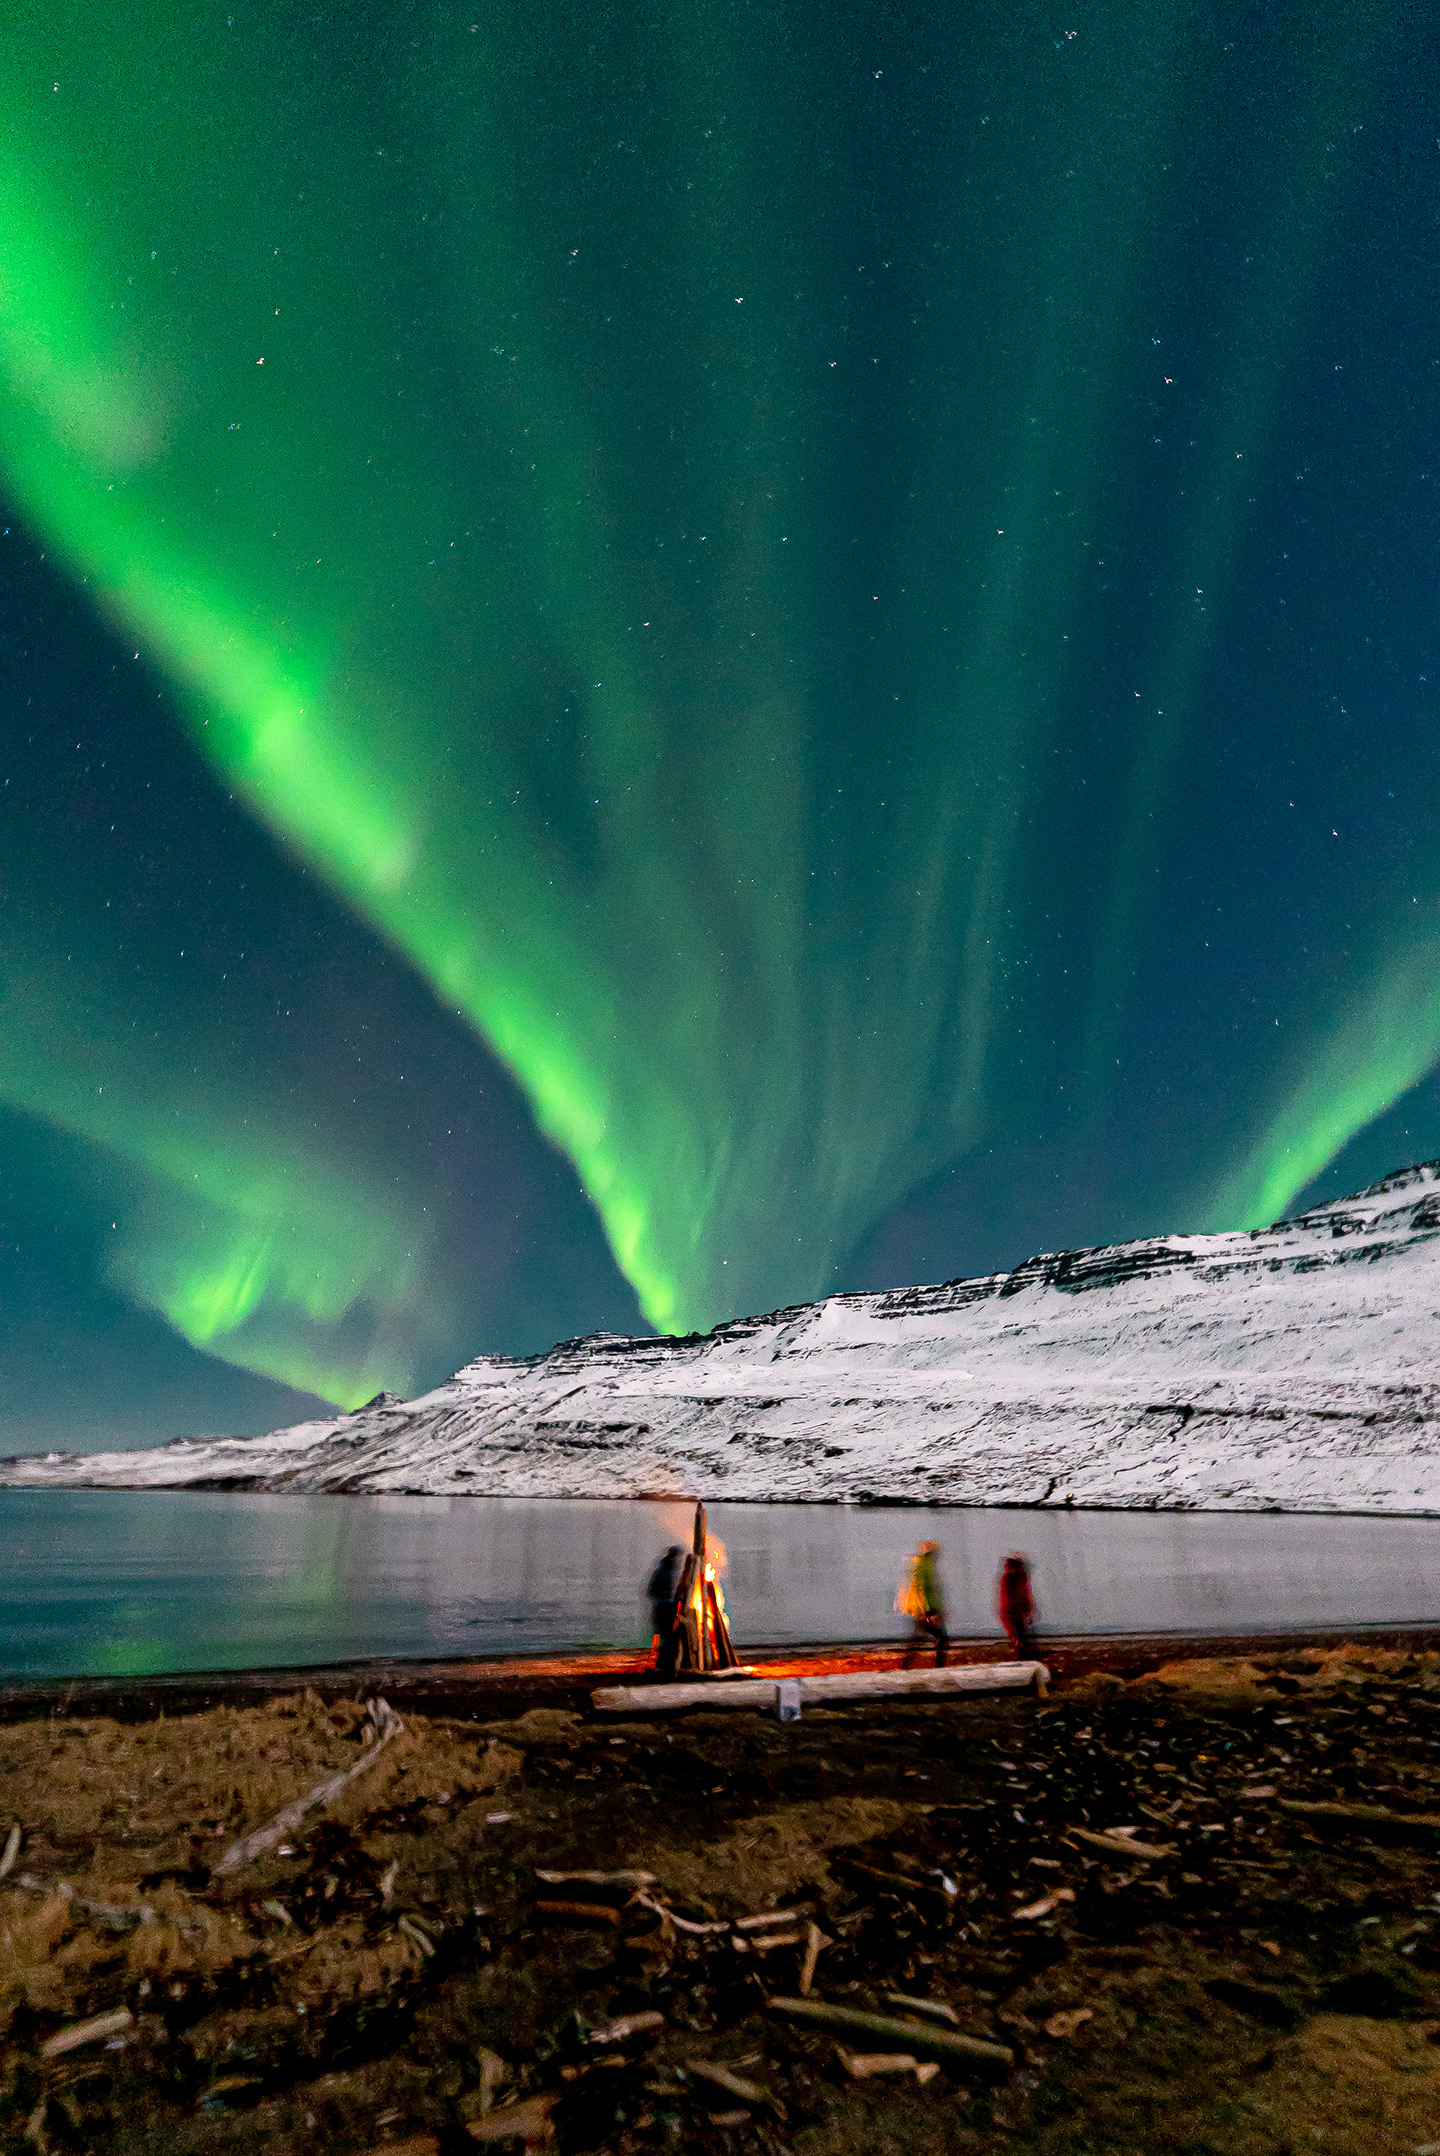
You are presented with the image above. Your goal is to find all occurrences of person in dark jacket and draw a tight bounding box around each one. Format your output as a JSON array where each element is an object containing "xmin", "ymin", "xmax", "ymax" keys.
[
  {"xmin": 647, "ymin": 1544, "xmax": 686, "ymax": 1680},
  {"xmin": 997, "ymin": 1553, "xmax": 1036, "ymax": 1658}
]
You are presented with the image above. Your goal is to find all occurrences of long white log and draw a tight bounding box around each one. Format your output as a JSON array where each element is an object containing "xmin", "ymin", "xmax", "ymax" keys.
[{"xmin": 591, "ymin": 1659, "xmax": 1048, "ymax": 1714}]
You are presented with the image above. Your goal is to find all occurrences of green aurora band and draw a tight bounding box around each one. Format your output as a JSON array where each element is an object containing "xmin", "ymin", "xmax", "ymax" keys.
[
  {"xmin": 1, "ymin": 0, "xmax": 1436, "ymax": 1396},
  {"xmin": 0, "ymin": 917, "xmax": 434, "ymax": 1406}
]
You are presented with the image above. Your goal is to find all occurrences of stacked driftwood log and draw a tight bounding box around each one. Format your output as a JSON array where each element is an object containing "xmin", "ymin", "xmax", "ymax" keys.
[{"xmin": 670, "ymin": 1503, "xmax": 738, "ymax": 1676}]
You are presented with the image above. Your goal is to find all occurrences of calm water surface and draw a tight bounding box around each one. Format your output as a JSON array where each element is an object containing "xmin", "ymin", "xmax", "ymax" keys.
[{"xmin": 2, "ymin": 1489, "xmax": 1438, "ymax": 1679}]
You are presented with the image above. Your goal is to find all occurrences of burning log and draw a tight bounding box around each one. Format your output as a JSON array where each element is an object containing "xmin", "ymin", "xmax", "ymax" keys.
[{"xmin": 672, "ymin": 1502, "xmax": 738, "ymax": 1674}]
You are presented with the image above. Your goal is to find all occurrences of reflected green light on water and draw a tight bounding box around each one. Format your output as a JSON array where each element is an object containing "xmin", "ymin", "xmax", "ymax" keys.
[{"xmin": 2, "ymin": 1491, "xmax": 1439, "ymax": 1682}]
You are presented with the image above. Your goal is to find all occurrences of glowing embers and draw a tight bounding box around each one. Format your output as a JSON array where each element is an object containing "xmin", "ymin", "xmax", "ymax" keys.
[{"xmin": 671, "ymin": 1502, "xmax": 738, "ymax": 1675}]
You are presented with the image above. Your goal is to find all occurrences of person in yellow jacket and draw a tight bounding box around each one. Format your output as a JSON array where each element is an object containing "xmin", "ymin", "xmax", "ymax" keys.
[{"xmin": 896, "ymin": 1539, "xmax": 948, "ymax": 1668}]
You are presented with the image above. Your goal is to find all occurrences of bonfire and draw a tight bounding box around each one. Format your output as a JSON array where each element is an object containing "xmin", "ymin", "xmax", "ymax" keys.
[{"xmin": 673, "ymin": 1501, "xmax": 737, "ymax": 1673}]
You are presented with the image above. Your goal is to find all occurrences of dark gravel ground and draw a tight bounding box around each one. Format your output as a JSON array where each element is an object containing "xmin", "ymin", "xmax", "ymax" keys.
[{"xmin": 4, "ymin": 1639, "xmax": 1440, "ymax": 2155}]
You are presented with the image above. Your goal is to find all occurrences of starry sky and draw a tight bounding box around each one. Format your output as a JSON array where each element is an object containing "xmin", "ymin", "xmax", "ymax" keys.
[{"xmin": 1, "ymin": 0, "xmax": 1438, "ymax": 1450}]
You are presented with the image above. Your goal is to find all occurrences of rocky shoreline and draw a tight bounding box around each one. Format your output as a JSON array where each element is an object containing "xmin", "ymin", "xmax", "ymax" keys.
[{"xmin": 4, "ymin": 1635, "xmax": 1440, "ymax": 2153}]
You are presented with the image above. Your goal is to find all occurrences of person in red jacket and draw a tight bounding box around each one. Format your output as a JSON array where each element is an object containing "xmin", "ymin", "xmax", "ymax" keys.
[{"xmin": 997, "ymin": 1553, "xmax": 1036, "ymax": 1658}]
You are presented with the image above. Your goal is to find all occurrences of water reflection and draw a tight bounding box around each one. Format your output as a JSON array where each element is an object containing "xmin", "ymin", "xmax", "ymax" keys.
[{"xmin": 0, "ymin": 1489, "xmax": 1436, "ymax": 1680}]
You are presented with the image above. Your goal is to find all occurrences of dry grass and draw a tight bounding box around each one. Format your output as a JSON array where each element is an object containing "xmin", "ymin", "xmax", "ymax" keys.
[
  {"xmin": 2, "ymin": 1643, "xmax": 1439, "ymax": 2154},
  {"xmin": 0, "ymin": 1692, "xmax": 521, "ymax": 2037}
]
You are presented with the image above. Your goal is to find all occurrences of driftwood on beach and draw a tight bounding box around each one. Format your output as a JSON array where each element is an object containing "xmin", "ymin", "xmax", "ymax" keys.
[
  {"xmin": 591, "ymin": 1659, "xmax": 1049, "ymax": 1714},
  {"xmin": 764, "ymin": 1995, "xmax": 1015, "ymax": 2075},
  {"xmin": 8, "ymin": 1638, "xmax": 1440, "ymax": 2152},
  {"xmin": 213, "ymin": 1696, "xmax": 404, "ymax": 1876}
]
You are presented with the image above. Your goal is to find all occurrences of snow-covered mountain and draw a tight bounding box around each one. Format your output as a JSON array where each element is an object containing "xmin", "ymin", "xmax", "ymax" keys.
[{"xmin": 6, "ymin": 1161, "xmax": 1439, "ymax": 1512}]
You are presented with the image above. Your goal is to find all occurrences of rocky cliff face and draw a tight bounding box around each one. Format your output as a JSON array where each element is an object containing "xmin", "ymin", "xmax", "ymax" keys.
[{"xmin": 7, "ymin": 1160, "xmax": 1439, "ymax": 1512}]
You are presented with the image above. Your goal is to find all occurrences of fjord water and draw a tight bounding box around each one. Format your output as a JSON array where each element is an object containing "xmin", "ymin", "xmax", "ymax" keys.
[{"xmin": 3, "ymin": 1492, "xmax": 1439, "ymax": 1681}]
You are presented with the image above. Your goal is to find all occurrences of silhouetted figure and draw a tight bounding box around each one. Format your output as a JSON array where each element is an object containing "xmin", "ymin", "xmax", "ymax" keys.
[
  {"xmin": 897, "ymin": 1539, "xmax": 949, "ymax": 1668},
  {"xmin": 647, "ymin": 1543, "xmax": 685, "ymax": 1680},
  {"xmin": 998, "ymin": 1553, "xmax": 1036, "ymax": 1659}
]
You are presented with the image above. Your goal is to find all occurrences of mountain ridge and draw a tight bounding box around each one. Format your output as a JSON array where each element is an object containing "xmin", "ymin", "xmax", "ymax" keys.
[{"xmin": 5, "ymin": 1158, "xmax": 1438, "ymax": 1513}]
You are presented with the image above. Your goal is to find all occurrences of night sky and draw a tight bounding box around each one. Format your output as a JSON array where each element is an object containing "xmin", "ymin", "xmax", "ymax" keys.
[{"xmin": 2, "ymin": 1, "xmax": 1438, "ymax": 1450}]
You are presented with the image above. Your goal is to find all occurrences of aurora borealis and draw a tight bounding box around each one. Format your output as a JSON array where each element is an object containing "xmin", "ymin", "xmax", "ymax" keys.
[{"xmin": 2, "ymin": 1, "xmax": 1439, "ymax": 1444}]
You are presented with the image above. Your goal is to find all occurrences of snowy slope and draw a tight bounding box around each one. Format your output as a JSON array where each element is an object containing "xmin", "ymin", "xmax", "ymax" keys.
[{"xmin": 6, "ymin": 1161, "xmax": 1439, "ymax": 1513}]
